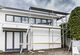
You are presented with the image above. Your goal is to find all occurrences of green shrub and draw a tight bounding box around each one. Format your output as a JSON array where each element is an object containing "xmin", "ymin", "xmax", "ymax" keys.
[{"xmin": 68, "ymin": 7, "xmax": 80, "ymax": 40}]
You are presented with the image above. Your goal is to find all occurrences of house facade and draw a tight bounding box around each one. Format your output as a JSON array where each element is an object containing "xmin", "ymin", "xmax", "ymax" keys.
[{"xmin": 0, "ymin": 6, "xmax": 68, "ymax": 52}]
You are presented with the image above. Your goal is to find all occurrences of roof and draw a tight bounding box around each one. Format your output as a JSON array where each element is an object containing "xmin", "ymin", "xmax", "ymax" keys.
[
  {"xmin": 0, "ymin": 6, "xmax": 70, "ymax": 15},
  {"xmin": 0, "ymin": 6, "xmax": 69, "ymax": 20},
  {"xmin": 29, "ymin": 7, "xmax": 70, "ymax": 15}
]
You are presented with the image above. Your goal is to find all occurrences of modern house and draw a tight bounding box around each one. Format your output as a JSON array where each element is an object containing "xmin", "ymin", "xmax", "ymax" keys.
[{"xmin": 0, "ymin": 6, "xmax": 69, "ymax": 52}]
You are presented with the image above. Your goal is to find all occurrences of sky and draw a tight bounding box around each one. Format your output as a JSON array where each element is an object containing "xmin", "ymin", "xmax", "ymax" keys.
[{"xmin": 0, "ymin": 0, "xmax": 80, "ymax": 13}]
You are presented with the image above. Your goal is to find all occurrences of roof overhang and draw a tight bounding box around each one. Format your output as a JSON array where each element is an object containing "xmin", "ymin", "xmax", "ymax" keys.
[
  {"xmin": 3, "ymin": 27, "xmax": 27, "ymax": 32},
  {"xmin": 29, "ymin": 7, "xmax": 70, "ymax": 15},
  {"xmin": 0, "ymin": 6, "xmax": 69, "ymax": 20}
]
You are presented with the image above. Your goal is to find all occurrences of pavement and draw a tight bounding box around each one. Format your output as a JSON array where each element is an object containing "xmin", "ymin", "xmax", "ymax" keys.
[{"xmin": 0, "ymin": 48, "xmax": 71, "ymax": 55}]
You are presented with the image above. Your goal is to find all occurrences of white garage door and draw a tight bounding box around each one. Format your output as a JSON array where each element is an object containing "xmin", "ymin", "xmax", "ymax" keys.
[{"xmin": 32, "ymin": 28, "xmax": 49, "ymax": 50}]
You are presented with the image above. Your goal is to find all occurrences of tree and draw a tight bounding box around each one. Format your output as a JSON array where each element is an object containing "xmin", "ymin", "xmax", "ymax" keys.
[{"xmin": 68, "ymin": 7, "xmax": 80, "ymax": 40}]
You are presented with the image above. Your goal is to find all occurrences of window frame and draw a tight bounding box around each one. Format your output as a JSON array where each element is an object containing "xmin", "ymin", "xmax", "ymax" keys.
[
  {"xmin": 5, "ymin": 14, "xmax": 14, "ymax": 22},
  {"xmin": 41, "ymin": 19, "xmax": 47, "ymax": 24},
  {"xmin": 29, "ymin": 17, "xmax": 36, "ymax": 24},
  {"xmin": 5, "ymin": 14, "xmax": 53, "ymax": 25},
  {"xmin": 36, "ymin": 18, "xmax": 42, "ymax": 24},
  {"xmin": 22, "ymin": 16, "xmax": 29, "ymax": 24},
  {"xmin": 14, "ymin": 16, "xmax": 22, "ymax": 23}
]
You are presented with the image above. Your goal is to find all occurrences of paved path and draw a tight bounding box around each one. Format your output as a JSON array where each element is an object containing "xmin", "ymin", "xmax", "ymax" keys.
[{"xmin": 0, "ymin": 48, "xmax": 71, "ymax": 55}]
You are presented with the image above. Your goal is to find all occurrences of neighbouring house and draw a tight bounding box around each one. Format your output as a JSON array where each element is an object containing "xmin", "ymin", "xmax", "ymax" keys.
[{"xmin": 0, "ymin": 6, "xmax": 69, "ymax": 52}]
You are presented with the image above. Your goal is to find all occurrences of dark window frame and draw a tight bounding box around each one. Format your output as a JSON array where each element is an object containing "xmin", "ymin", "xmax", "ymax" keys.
[
  {"xmin": 14, "ymin": 16, "xmax": 22, "ymax": 23},
  {"xmin": 29, "ymin": 18, "xmax": 36, "ymax": 24},
  {"xmin": 36, "ymin": 18, "xmax": 42, "ymax": 24},
  {"xmin": 22, "ymin": 16, "xmax": 29, "ymax": 24},
  {"xmin": 5, "ymin": 14, "xmax": 14, "ymax": 22},
  {"xmin": 5, "ymin": 14, "xmax": 53, "ymax": 25},
  {"xmin": 5, "ymin": 31, "xmax": 28, "ymax": 51}
]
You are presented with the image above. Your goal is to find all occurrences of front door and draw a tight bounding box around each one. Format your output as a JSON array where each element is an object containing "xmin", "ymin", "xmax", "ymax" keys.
[{"xmin": 5, "ymin": 31, "xmax": 28, "ymax": 51}]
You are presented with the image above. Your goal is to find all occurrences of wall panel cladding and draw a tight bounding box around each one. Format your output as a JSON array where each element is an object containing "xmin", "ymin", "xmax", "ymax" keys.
[
  {"xmin": 32, "ymin": 28, "xmax": 49, "ymax": 50},
  {"xmin": 31, "ymin": 28, "xmax": 61, "ymax": 50}
]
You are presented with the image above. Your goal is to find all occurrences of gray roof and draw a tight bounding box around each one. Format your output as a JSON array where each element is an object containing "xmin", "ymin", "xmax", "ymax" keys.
[
  {"xmin": 0, "ymin": 5, "xmax": 69, "ymax": 15},
  {"xmin": 29, "ymin": 7, "xmax": 70, "ymax": 15}
]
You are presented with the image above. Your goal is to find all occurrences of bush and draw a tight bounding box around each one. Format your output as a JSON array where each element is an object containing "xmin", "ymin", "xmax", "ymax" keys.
[{"xmin": 68, "ymin": 7, "xmax": 80, "ymax": 40}]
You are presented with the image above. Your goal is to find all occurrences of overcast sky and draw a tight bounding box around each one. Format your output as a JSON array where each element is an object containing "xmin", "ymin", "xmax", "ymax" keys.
[{"xmin": 0, "ymin": 0, "xmax": 80, "ymax": 13}]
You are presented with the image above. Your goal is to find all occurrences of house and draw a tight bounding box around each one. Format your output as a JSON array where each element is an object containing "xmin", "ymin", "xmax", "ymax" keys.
[{"xmin": 0, "ymin": 6, "xmax": 69, "ymax": 52}]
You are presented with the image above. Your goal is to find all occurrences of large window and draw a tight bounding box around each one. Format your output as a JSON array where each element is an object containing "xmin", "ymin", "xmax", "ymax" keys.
[
  {"xmin": 6, "ymin": 15, "xmax": 13, "ymax": 22},
  {"xmin": 22, "ymin": 17, "xmax": 29, "ymax": 24},
  {"xmin": 6, "ymin": 14, "xmax": 52, "ymax": 25},
  {"xmin": 47, "ymin": 19, "xmax": 52, "ymax": 25},
  {"xmin": 36, "ymin": 18, "xmax": 41, "ymax": 24},
  {"xmin": 29, "ymin": 18, "xmax": 35, "ymax": 24},
  {"xmin": 42, "ymin": 19, "xmax": 47, "ymax": 24},
  {"xmin": 14, "ymin": 16, "xmax": 21, "ymax": 23}
]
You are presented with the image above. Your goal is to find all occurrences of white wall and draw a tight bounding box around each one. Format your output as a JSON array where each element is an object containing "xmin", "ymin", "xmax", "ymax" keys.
[
  {"xmin": 50, "ymin": 29, "xmax": 61, "ymax": 48},
  {"xmin": 0, "ymin": 11, "xmax": 61, "ymax": 51},
  {"xmin": 0, "ymin": 24, "xmax": 5, "ymax": 51},
  {"xmin": 32, "ymin": 28, "xmax": 49, "ymax": 50},
  {"xmin": 30, "ymin": 28, "xmax": 61, "ymax": 50}
]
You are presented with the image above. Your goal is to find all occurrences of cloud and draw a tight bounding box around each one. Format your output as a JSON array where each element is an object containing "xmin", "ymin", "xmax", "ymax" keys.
[
  {"xmin": 0, "ymin": 0, "xmax": 51, "ymax": 10},
  {"xmin": 0, "ymin": 0, "xmax": 79, "ymax": 12},
  {"xmin": 47, "ymin": 0, "xmax": 76, "ymax": 12},
  {"xmin": 34, "ymin": 0, "xmax": 51, "ymax": 8}
]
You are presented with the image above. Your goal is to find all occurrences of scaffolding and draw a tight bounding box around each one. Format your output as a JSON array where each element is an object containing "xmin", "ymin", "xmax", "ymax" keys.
[{"xmin": 20, "ymin": 7, "xmax": 70, "ymax": 53}]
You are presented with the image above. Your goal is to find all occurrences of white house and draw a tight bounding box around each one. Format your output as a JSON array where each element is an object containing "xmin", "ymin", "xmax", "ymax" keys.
[{"xmin": 0, "ymin": 6, "xmax": 69, "ymax": 52}]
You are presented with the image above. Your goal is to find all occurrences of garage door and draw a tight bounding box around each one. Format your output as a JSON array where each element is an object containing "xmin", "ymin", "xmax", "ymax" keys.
[{"xmin": 32, "ymin": 28, "xmax": 49, "ymax": 50}]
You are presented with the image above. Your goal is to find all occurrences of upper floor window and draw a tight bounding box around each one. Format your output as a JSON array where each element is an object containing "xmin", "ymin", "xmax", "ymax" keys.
[
  {"xmin": 36, "ymin": 18, "xmax": 41, "ymax": 24},
  {"xmin": 6, "ymin": 15, "xmax": 13, "ymax": 22},
  {"xmin": 29, "ymin": 18, "xmax": 35, "ymax": 24},
  {"xmin": 41, "ymin": 19, "xmax": 52, "ymax": 25},
  {"xmin": 22, "ymin": 17, "xmax": 29, "ymax": 23},
  {"xmin": 5, "ymin": 14, "xmax": 52, "ymax": 25},
  {"xmin": 42, "ymin": 19, "xmax": 47, "ymax": 24},
  {"xmin": 14, "ymin": 16, "xmax": 21, "ymax": 23},
  {"xmin": 47, "ymin": 19, "xmax": 52, "ymax": 25}
]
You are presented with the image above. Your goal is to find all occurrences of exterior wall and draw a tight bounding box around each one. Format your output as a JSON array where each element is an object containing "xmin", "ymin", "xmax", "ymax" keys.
[
  {"xmin": 31, "ymin": 28, "xmax": 61, "ymax": 50},
  {"xmin": 0, "ymin": 11, "xmax": 61, "ymax": 51},
  {"xmin": 0, "ymin": 24, "xmax": 5, "ymax": 51},
  {"xmin": 50, "ymin": 29, "xmax": 61, "ymax": 48},
  {"xmin": 32, "ymin": 28, "xmax": 49, "ymax": 50}
]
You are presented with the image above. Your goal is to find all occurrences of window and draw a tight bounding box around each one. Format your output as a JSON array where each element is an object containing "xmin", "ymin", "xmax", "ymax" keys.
[
  {"xmin": 47, "ymin": 19, "xmax": 52, "ymax": 25},
  {"xmin": 14, "ymin": 16, "xmax": 21, "ymax": 23},
  {"xmin": 5, "ymin": 14, "xmax": 52, "ymax": 26},
  {"xmin": 36, "ymin": 18, "xmax": 41, "ymax": 24},
  {"xmin": 41, "ymin": 19, "xmax": 47, "ymax": 25},
  {"xmin": 29, "ymin": 18, "xmax": 35, "ymax": 24},
  {"xmin": 6, "ymin": 15, "xmax": 13, "ymax": 22},
  {"xmin": 22, "ymin": 17, "xmax": 29, "ymax": 24},
  {"xmin": 36, "ymin": 18, "xmax": 52, "ymax": 25}
]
